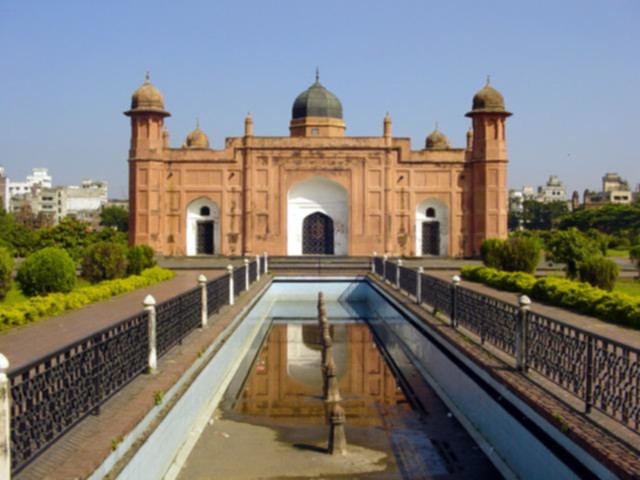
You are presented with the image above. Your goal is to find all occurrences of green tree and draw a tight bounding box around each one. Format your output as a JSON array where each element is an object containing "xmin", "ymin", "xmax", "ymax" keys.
[
  {"xmin": 521, "ymin": 200, "xmax": 569, "ymax": 230},
  {"xmin": 630, "ymin": 245, "xmax": 640, "ymax": 279},
  {"xmin": 558, "ymin": 204, "xmax": 640, "ymax": 235},
  {"xmin": 36, "ymin": 217, "xmax": 93, "ymax": 261},
  {"xmin": 81, "ymin": 241, "xmax": 128, "ymax": 283},
  {"xmin": 544, "ymin": 228, "xmax": 602, "ymax": 279},
  {"xmin": 0, "ymin": 246, "xmax": 14, "ymax": 301},
  {"xmin": 100, "ymin": 206, "xmax": 129, "ymax": 232},
  {"xmin": 16, "ymin": 247, "xmax": 77, "ymax": 296}
]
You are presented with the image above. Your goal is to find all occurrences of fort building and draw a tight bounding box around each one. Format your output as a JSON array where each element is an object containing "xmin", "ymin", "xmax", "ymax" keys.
[{"xmin": 125, "ymin": 72, "xmax": 511, "ymax": 257}]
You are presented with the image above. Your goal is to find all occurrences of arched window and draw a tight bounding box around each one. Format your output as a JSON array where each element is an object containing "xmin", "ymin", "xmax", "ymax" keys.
[
  {"xmin": 426, "ymin": 207, "xmax": 436, "ymax": 218},
  {"xmin": 200, "ymin": 206, "xmax": 210, "ymax": 217}
]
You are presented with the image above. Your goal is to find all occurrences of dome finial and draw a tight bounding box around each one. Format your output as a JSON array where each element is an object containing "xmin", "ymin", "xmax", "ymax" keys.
[
  {"xmin": 486, "ymin": 75, "xmax": 491, "ymax": 86},
  {"xmin": 145, "ymin": 71, "xmax": 151, "ymax": 84},
  {"xmin": 435, "ymin": 121, "xmax": 439, "ymax": 131},
  {"xmin": 196, "ymin": 117, "xmax": 200, "ymax": 129},
  {"xmin": 315, "ymin": 66, "xmax": 320, "ymax": 82}
]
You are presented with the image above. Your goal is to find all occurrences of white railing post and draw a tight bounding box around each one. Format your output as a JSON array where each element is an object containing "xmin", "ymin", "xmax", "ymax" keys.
[
  {"xmin": 516, "ymin": 295, "xmax": 531, "ymax": 371},
  {"xmin": 198, "ymin": 274, "xmax": 208, "ymax": 328},
  {"xmin": 264, "ymin": 252, "xmax": 269, "ymax": 273},
  {"xmin": 452, "ymin": 275, "xmax": 461, "ymax": 328},
  {"xmin": 396, "ymin": 259, "xmax": 403, "ymax": 289},
  {"xmin": 227, "ymin": 265, "xmax": 234, "ymax": 305},
  {"xmin": 0, "ymin": 353, "xmax": 10, "ymax": 480},
  {"xmin": 382, "ymin": 255, "xmax": 388, "ymax": 281},
  {"xmin": 144, "ymin": 295, "xmax": 157, "ymax": 373},
  {"xmin": 244, "ymin": 258, "xmax": 250, "ymax": 291},
  {"xmin": 371, "ymin": 251, "xmax": 377, "ymax": 274},
  {"xmin": 416, "ymin": 266, "xmax": 424, "ymax": 304},
  {"xmin": 256, "ymin": 255, "xmax": 261, "ymax": 281}
]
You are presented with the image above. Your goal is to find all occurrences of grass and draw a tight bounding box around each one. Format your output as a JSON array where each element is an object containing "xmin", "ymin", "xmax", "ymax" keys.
[
  {"xmin": 614, "ymin": 278, "xmax": 640, "ymax": 298},
  {"xmin": 1, "ymin": 279, "xmax": 91, "ymax": 306},
  {"xmin": 607, "ymin": 248, "xmax": 630, "ymax": 258}
]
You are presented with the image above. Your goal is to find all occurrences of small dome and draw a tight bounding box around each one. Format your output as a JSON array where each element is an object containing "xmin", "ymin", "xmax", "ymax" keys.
[
  {"xmin": 468, "ymin": 77, "xmax": 508, "ymax": 114},
  {"xmin": 185, "ymin": 122, "xmax": 209, "ymax": 148},
  {"xmin": 425, "ymin": 126, "xmax": 450, "ymax": 149},
  {"xmin": 292, "ymin": 70, "xmax": 343, "ymax": 120},
  {"xmin": 130, "ymin": 73, "xmax": 165, "ymax": 112}
]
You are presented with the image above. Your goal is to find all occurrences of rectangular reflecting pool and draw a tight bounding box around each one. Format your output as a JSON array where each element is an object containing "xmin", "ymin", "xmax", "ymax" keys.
[{"xmin": 176, "ymin": 280, "xmax": 501, "ymax": 479}]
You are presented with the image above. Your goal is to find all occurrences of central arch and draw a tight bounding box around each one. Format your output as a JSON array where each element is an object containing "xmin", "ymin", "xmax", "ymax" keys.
[
  {"xmin": 287, "ymin": 176, "xmax": 348, "ymax": 255},
  {"xmin": 186, "ymin": 197, "xmax": 220, "ymax": 256}
]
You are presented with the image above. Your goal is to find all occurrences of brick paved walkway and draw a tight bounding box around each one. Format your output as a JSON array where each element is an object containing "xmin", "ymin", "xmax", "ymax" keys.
[
  {"xmin": 0, "ymin": 269, "xmax": 225, "ymax": 373},
  {"xmin": 428, "ymin": 270, "xmax": 640, "ymax": 349}
]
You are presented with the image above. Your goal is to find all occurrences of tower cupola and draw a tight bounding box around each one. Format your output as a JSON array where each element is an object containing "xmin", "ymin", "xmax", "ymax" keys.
[
  {"xmin": 184, "ymin": 120, "xmax": 210, "ymax": 148},
  {"xmin": 290, "ymin": 69, "xmax": 345, "ymax": 137},
  {"xmin": 425, "ymin": 124, "xmax": 450, "ymax": 149}
]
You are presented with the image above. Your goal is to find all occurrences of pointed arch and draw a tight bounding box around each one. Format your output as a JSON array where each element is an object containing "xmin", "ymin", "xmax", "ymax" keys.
[{"xmin": 186, "ymin": 197, "xmax": 220, "ymax": 255}]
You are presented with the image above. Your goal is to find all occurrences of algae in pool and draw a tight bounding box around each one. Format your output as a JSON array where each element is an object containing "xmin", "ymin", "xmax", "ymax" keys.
[{"xmin": 177, "ymin": 317, "xmax": 500, "ymax": 479}]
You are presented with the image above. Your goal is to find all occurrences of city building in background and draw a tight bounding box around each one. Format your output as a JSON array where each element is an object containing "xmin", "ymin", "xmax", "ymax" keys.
[
  {"xmin": 126, "ymin": 74, "xmax": 513, "ymax": 257},
  {"xmin": 0, "ymin": 167, "xmax": 8, "ymax": 209},
  {"xmin": 580, "ymin": 172, "xmax": 633, "ymax": 209}
]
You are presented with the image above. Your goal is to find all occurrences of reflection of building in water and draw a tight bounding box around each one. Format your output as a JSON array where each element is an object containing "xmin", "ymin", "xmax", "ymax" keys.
[{"xmin": 236, "ymin": 324, "xmax": 405, "ymax": 423}]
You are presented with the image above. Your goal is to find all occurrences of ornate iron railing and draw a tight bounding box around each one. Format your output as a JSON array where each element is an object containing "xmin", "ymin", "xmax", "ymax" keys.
[
  {"xmin": 384, "ymin": 261, "xmax": 397, "ymax": 284},
  {"xmin": 374, "ymin": 257, "xmax": 384, "ymax": 277},
  {"xmin": 420, "ymin": 274, "xmax": 453, "ymax": 317},
  {"xmin": 155, "ymin": 287, "xmax": 201, "ymax": 357},
  {"xmin": 249, "ymin": 260, "xmax": 258, "ymax": 284},
  {"xmin": 376, "ymin": 258, "xmax": 640, "ymax": 433},
  {"xmin": 260, "ymin": 256, "xmax": 266, "ymax": 274},
  {"xmin": 9, "ymin": 311, "xmax": 148, "ymax": 473},
  {"xmin": 399, "ymin": 266, "xmax": 417, "ymax": 297},
  {"xmin": 207, "ymin": 274, "xmax": 229, "ymax": 315},
  {"xmin": 233, "ymin": 265, "xmax": 246, "ymax": 297}
]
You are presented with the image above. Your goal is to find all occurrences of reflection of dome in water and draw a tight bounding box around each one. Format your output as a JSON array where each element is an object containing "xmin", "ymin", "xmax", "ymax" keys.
[{"xmin": 287, "ymin": 324, "xmax": 347, "ymax": 388}]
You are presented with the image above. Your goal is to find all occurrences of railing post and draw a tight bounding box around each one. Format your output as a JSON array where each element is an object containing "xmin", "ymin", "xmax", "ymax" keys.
[
  {"xmin": 382, "ymin": 255, "xmax": 388, "ymax": 282},
  {"xmin": 198, "ymin": 274, "xmax": 208, "ymax": 328},
  {"xmin": 416, "ymin": 267, "xmax": 423, "ymax": 304},
  {"xmin": 396, "ymin": 259, "xmax": 402, "ymax": 289},
  {"xmin": 516, "ymin": 295, "xmax": 531, "ymax": 372},
  {"xmin": 371, "ymin": 251, "xmax": 377, "ymax": 274},
  {"xmin": 451, "ymin": 275, "xmax": 461, "ymax": 328},
  {"xmin": 0, "ymin": 353, "xmax": 10, "ymax": 480},
  {"xmin": 144, "ymin": 295, "xmax": 157, "ymax": 373},
  {"xmin": 256, "ymin": 255, "xmax": 261, "ymax": 281},
  {"xmin": 227, "ymin": 265, "xmax": 234, "ymax": 306},
  {"xmin": 264, "ymin": 252, "xmax": 269, "ymax": 273},
  {"xmin": 585, "ymin": 335, "xmax": 594, "ymax": 413},
  {"xmin": 244, "ymin": 258, "xmax": 250, "ymax": 291}
]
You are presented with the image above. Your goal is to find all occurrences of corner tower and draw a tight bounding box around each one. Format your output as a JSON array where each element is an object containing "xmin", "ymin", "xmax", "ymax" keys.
[
  {"xmin": 290, "ymin": 69, "xmax": 345, "ymax": 137},
  {"xmin": 465, "ymin": 78, "xmax": 511, "ymax": 254}
]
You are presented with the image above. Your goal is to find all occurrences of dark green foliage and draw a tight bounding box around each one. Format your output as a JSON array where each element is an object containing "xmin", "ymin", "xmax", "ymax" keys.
[
  {"xmin": 519, "ymin": 200, "xmax": 569, "ymax": 230},
  {"xmin": 81, "ymin": 242, "xmax": 129, "ymax": 283},
  {"xmin": 585, "ymin": 229, "xmax": 610, "ymax": 256},
  {"xmin": 578, "ymin": 257, "xmax": 619, "ymax": 291},
  {"xmin": 558, "ymin": 204, "xmax": 640, "ymax": 235},
  {"xmin": 630, "ymin": 245, "xmax": 640, "ymax": 277},
  {"xmin": 127, "ymin": 245, "xmax": 156, "ymax": 275},
  {"xmin": 16, "ymin": 247, "xmax": 77, "ymax": 296},
  {"xmin": 480, "ymin": 239, "xmax": 504, "ymax": 269},
  {"xmin": 500, "ymin": 237, "xmax": 541, "ymax": 274},
  {"xmin": 36, "ymin": 217, "xmax": 93, "ymax": 261},
  {"xmin": 100, "ymin": 206, "xmax": 129, "ymax": 232},
  {"xmin": 544, "ymin": 228, "xmax": 602, "ymax": 279},
  {"xmin": 0, "ymin": 246, "xmax": 14, "ymax": 301}
]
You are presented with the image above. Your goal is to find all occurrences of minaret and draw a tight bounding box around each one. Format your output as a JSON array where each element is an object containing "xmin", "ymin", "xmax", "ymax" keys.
[
  {"xmin": 465, "ymin": 76, "xmax": 512, "ymax": 255},
  {"xmin": 244, "ymin": 112, "xmax": 254, "ymax": 137}
]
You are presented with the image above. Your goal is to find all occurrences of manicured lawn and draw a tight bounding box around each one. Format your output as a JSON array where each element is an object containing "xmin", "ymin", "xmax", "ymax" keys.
[
  {"xmin": 607, "ymin": 248, "xmax": 630, "ymax": 258},
  {"xmin": 614, "ymin": 278, "xmax": 640, "ymax": 298},
  {"xmin": 2, "ymin": 278, "xmax": 93, "ymax": 306}
]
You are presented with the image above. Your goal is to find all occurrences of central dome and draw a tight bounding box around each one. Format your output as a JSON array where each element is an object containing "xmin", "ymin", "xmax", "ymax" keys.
[{"xmin": 292, "ymin": 71, "xmax": 343, "ymax": 120}]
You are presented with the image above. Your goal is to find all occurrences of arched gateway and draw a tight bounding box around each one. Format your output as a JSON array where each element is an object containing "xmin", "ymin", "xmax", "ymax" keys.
[
  {"xmin": 287, "ymin": 176, "xmax": 348, "ymax": 255},
  {"xmin": 186, "ymin": 198, "xmax": 220, "ymax": 256}
]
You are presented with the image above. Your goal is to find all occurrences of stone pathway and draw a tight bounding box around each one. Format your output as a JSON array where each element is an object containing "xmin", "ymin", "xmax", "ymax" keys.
[{"xmin": 0, "ymin": 269, "xmax": 224, "ymax": 373}]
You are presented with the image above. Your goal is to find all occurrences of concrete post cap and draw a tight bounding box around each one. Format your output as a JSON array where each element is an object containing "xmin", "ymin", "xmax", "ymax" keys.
[
  {"xmin": 452, "ymin": 275, "xmax": 461, "ymax": 284},
  {"xmin": 519, "ymin": 295, "xmax": 531, "ymax": 307},
  {"xmin": 263, "ymin": 252, "xmax": 268, "ymax": 257},
  {"xmin": 0, "ymin": 353, "xmax": 9, "ymax": 371},
  {"xmin": 418, "ymin": 266, "xmax": 424, "ymax": 273},
  {"xmin": 383, "ymin": 254, "xmax": 388, "ymax": 260},
  {"xmin": 372, "ymin": 251, "xmax": 377, "ymax": 256},
  {"xmin": 244, "ymin": 258, "xmax": 249, "ymax": 264},
  {"xmin": 397, "ymin": 259, "xmax": 403, "ymax": 265},
  {"xmin": 227, "ymin": 265, "xmax": 234, "ymax": 272},
  {"xmin": 143, "ymin": 294, "xmax": 156, "ymax": 307},
  {"xmin": 198, "ymin": 274, "xmax": 207, "ymax": 283}
]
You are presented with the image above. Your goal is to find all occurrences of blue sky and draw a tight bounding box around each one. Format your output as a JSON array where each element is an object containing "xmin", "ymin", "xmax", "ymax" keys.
[{"xmin": 1, "ymin": 0, "xmax": 638, "ymax": 199}]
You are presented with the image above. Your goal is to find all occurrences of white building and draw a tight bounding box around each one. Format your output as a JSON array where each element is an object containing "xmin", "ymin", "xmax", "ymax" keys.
[
  {"xmin": 536, "ymin": 175, "xmax": 566, "ymax": 203},
  {"xmin": 8, "ymin": 168, "xmax": 52, "ymax": 200}
]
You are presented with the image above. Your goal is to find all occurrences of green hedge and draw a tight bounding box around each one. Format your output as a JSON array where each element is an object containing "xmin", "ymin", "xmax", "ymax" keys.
[
  {"xmin": 460, "ymin": 266, "xmax": 640, "ymax": 328},
  {"xmin": 0, "ymin": 267, "xmax": 175, "ymax": 332}
]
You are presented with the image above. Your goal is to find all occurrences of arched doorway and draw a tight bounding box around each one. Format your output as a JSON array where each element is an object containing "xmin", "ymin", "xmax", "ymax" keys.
[
  {"xmin": 287, "ymin": 176, "xmax": 348, "ymax": 255},
  {"xmin": 186, "ymin": 198, "xmax": 220, "ymax": 256},
  {"xmin": 415, "ymin": 198, "xmax": 449, "ymax": 256},
  {"xmin": 302, "ymin": 212, "xmax": 334, "ymax": 254}
]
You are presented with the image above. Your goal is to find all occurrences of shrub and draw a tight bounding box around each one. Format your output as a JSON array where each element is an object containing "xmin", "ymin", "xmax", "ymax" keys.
[
  {"xmin": 82, "ymin": 241, "xmax": 128, "ymax": 283},
  {"xmin": 578, "ymin": 257, "xmax": 619, "ymax": 291},
  {"xmin": 500, "ymin": 237, "xmax": 541, "ymax": 274},
  {"xmin": 460, "ymin": 266, "xmax": 640, "ymax": 328},
  {"xmin": 544, "ymin": 228, "xmax": 602, "ymax": 279},
  {"xmin": 16, "ymin": 247, "xmax": 77, "ymax": 296},
  {"xmin": 0, "ymin": 267, "xmax": 175, "ymax": 332},
  {"xmin": 127, "ymin": 245, "xmax": 156, "ymax": 275},
  {"xmin": 0, "ymin": 246, "xmax": 14, "ymax": 301},
  {"xmin": 480, "ymin": 239, "xmax": 504, "ymax": 269}
]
